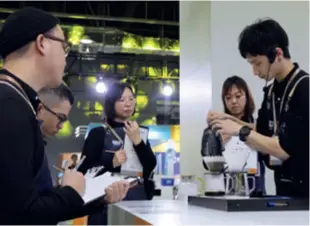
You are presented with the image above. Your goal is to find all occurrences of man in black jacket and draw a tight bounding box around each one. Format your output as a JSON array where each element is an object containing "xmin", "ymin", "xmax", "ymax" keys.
[
  {"xmin": 37, "ymin": 84, "xmax": 130, "ymax": 221},
  {"xmin": 209, "ymin": 18, "xmax": 309, "ymax": 198},
  {"xmin": 0, "ymin": 7, "xmax": 129, "ymax": 224},
  {"xmin": 36, "ymin": 84, "xmax": 77, "ymax": 192}
]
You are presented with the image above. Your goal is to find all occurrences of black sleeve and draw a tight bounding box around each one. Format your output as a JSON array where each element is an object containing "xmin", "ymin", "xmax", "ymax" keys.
[
  {"xmin": 133, "ymin": 139, "xmax": 157, "ymax": 177},
  {"xmin": 0, "ymin": 98, "xmax": 84, "ymax": 225},
  {"xmin": 64, "ymin": 199, "xmax": 107, "ymax": 220},
  {"xmin": 133, "ymin": 137, "xmax": 157, "ymax": 200},
  {"xmin": 78, "ymin": 127, "xmax": 106, "ymax": 174},
  {"xmin": 255, "ymin": 87, "xmax": 273, "ymax": 168},
  {"xmin": 256, "ymin": 87, "xmax": 271, "ymax": 136}
]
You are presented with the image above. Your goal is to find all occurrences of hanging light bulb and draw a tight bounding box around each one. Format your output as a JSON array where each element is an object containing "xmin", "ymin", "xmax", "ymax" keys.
[
  {"xmin": 95, "ymin": 81, "xmax": 107, "ymax": 93},
  {"xmin": 162, "ymin": 84, "xmax": 173, "ymax": 96}
]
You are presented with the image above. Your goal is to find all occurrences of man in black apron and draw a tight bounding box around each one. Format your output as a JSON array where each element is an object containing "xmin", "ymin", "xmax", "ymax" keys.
[
  {"xmin": 210, "ymin": 18, "xmax": 309, "ymax": 198},
  {"xmin": 0, "ymin": 7, "xmax": 130, "ymax": 224}
]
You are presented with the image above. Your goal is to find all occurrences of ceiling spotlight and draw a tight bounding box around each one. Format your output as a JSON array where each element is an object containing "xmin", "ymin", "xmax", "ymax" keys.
[
  {"xmin": 162, "ymin": 84, "xmax": 173, "ymax": 97},
  {"xmin": 95, "ymin": 81, "xmax": 107, "ymax": 94}
]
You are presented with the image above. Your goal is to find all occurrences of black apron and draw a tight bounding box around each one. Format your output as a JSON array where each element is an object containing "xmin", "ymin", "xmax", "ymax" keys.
[
  {"xmin": 0, "ymin": 71, "xmax": 52, "ymax": 193},
  {"xmin": 259, "ymin": 68, "xmax": 309, "ymax": 197}
]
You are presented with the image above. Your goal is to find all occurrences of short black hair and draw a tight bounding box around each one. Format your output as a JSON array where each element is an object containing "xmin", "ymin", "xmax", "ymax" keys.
[
  {"xmin": 38, "ymin": 82, "xmax": 74, "ymax": 106},
  {"xmin": 238, "ymin": 18, "xmax": 291, "ymax": 60},
  {"xmin": 104, "ymin": 82, "xmax": 135, "ymax": 120}
]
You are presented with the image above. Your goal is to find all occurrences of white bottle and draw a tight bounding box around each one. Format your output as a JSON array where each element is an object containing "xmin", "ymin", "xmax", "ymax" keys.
[{"xmin": 165, "ymin": 139, "xmax": 176, "ymax": 177}]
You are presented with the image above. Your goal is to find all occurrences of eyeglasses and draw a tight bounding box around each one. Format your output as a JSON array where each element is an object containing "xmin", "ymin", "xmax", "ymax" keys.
[
  {"xmin": 118, "ymin": 98, "xmax": 136, "ymax": 105},
  {"xmin": 44, "ymin": 34, "xmax": 71, "ymax": 57},
  {"xmin": 42, "ymin": 103, "xmax": 68, "ymax": 127}
]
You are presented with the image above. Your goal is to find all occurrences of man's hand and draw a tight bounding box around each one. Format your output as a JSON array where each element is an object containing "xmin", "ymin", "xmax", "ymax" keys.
[
  {"xmin": 113, "ymin": 149, "xmax": 127, "ymax": 168},
  {"xmin": 124, "ymin": 121, "xmax": 142, "ymax": 145},
  {"xmin": 207, "ymin": 110, "xmax": 232, "ymax": 124},
  {"xmin": 61, "ymin": 169, "xmax": 86, "ymax": 196},
  {"xmin": 220, "ymin": 133, "xmax": 232, "ymax": 145},
  {"xmin": 211, "ymin": 119, "xmax": 242, "ymax": 136},
  {"xmin": 104, "ymin": 180, "xmax": 130, "ymax": 203}
]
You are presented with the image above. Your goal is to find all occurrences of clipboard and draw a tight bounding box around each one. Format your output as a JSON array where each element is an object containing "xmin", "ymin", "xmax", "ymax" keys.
[{"xmin": 83, "ymin": 172, "xmax": 141, "ymax": 204}]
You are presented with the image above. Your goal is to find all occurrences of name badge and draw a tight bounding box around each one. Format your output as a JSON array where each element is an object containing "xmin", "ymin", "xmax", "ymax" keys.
[
  {"xmin": 112, "ymin": 140, "xmax": 122, "ymax": 146},
  {"xmin": 268, "ymin": 120, "xmax": 274, "ymax": 131},
  {"xmin": 269, "ymin": 136, "xmax": 283, "ymax": 166}
]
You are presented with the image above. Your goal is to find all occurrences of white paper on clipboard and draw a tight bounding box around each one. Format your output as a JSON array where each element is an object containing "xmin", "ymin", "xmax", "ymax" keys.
[
  {"xmin": 83, "ymin": 172, "xmax": 137, "ymax": 204},
  {"xmin": 121, "ymin": 127, "xmax": 149, "ymax": 174},
  {"xmin": 223, "ymin": 136, "xmax": 258, "ymax": 174}
]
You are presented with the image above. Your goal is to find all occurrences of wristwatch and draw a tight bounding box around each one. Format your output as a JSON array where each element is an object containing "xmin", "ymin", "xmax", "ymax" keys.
[{"xmin": 239, "ymin": 126, "xmax": 252, "ymax": 142}]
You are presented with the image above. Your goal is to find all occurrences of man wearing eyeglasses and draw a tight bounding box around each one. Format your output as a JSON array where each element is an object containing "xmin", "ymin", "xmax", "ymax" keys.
[
  {"xmin": 0, "ymin": 7, "xmax": 130, "ymax": 225},
  {"xmin": 37, "ymin": 84, "xmax": 131, "ymax": 222},
  {"xmin": 36, "ymin": 83, "xmax": 74, "ymax": 193},
  {"xmin": 37, "ymin": 84, "xmax": 72, "ymax": 138}
]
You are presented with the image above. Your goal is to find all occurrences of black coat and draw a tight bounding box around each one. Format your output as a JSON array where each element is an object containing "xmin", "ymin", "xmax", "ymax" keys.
[{"xmin": 78, "ymin": 119, "xmax": 157, "ymax": 199}]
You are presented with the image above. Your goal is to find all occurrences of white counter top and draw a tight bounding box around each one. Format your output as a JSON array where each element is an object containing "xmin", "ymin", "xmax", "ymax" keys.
[{"xmin": 113, "ymin": 200, "xmax": 309, "ymax": 225}]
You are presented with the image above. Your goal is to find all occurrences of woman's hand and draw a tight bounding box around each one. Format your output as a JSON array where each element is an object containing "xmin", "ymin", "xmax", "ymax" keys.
[
  {"xmin": 124, "ymin": 121, "xmax": 142, "ymax": 145},
  {"xmin": 112, "ymin": 149, "xmax": 127, "ymax": 168},
  {"xmin": 207, "ymin": 110, "xmax": 232, "ymax": 124}
]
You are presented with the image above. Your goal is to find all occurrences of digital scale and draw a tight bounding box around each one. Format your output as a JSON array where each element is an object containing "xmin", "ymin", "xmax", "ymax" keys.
[{"xmin": 188, "ymin": 195, "xmax": 309, "ymax": 212}]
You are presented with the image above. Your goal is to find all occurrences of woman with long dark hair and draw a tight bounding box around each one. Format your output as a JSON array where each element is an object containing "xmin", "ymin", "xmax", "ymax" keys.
[
  {"xmin": 209, "ymin": 75, "xmax": 266, "ymax": 196},
  {"xmin": 78, "ymin": 82, "xmax": 157, "ymax": 225}
]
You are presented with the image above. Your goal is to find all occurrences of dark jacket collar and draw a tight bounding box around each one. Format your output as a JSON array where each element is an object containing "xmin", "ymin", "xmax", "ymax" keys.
[
  {"xmin": 107, "ymin": 118, "xmax": 125, "ymax": 128},
  {"xmin": 273, "ymin": 62, "xmax": 299, "ymax": 89}
]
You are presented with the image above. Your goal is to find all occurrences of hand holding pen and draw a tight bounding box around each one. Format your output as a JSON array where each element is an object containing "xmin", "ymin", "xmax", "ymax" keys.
[
  {"xmin": 53, "ymin": 156, "xmax": 87, "ymax": 196},
  {"xmin": 53, "ymin": 155, "xmax": 86, "ymax": 173},
  {"xmin": 61, "ymin": 166, "xmax": 86, "ymax": 196},
  {"xmin": 112, "ymin": 149, "xmax": 127, "ymax": 168}
]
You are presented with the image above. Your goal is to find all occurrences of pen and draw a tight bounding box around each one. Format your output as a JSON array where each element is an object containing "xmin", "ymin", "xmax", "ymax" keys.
[
  {"xmin": 105, "ymin": 123, "xmax": 124, "ymax": 145},
  {"xmin": 105, "ymin": 150, "xmax": 116, "ymax": 154},
  {"xmin": 53, "ymin": 165, "xmax": 64, "ymax": 172},
  {"xmin": 102, "ymin": 116, "xmax": 124, "ymax": 147},
  {"xmin": 72, "ymin": 155, "xmax": 86, "ymax": 172}
]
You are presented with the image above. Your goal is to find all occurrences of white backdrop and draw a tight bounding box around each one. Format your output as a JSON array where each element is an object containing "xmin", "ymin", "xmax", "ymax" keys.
[{"xmin": 180, "ymin": 1, "xmax": 309, "ymax": 195}]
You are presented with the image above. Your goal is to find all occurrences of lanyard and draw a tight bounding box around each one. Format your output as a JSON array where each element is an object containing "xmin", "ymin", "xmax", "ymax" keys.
[
  {"xmin": 270, "ymin": 68, "xmax": 300, "ymax": 136},
  {"xmin": 0, "ymin": 74, "xmax": 36, "ymax": 116}
]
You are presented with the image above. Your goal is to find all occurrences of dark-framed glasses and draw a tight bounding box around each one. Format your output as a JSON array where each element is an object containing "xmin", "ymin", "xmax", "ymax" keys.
[
  {"xmin": 42, "ymin": 103, "xmax": 68, "ymax": 127},
  {"xmin": 44, "ymin": 34, "xmax": 71, "ymax": 57}
]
